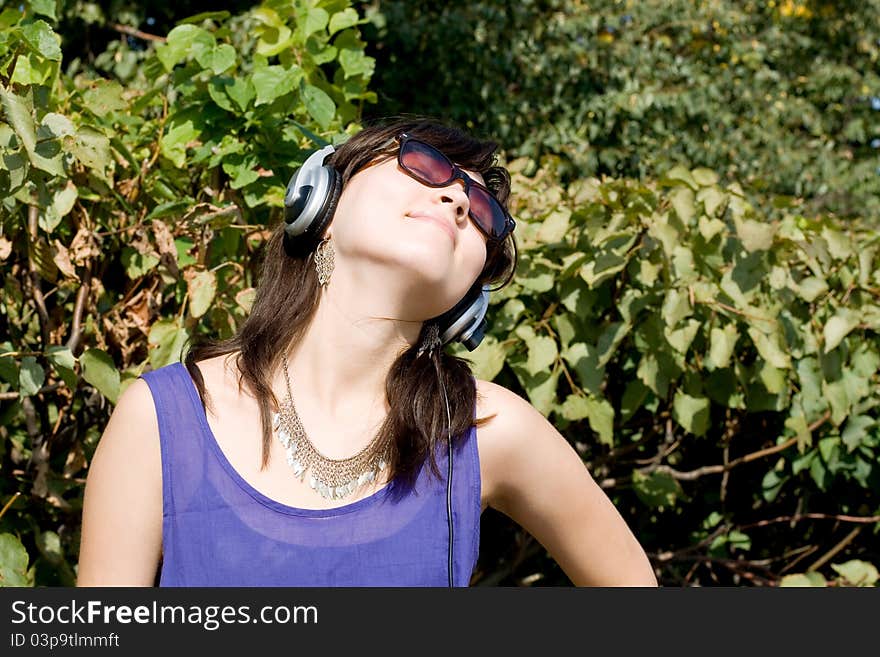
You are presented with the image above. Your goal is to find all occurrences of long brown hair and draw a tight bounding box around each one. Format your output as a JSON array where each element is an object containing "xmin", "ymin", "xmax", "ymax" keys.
[{"xmin": 183, "ymin": 116, "xmax": 519, "ymax": 491}]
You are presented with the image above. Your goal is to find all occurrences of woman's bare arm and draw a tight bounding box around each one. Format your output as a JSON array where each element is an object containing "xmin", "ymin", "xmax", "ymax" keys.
[
  {"xmin": 479, "ymin": 380, "xmax": 658, "ymax": 586},
  {"xmin": 76, "ymin": 378, "xmax": 163, "ymax": 586}
]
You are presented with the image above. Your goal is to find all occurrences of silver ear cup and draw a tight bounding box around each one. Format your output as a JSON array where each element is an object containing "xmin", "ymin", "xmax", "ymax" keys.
[
  {"xmin": 283, "ymin": 144, "xmax": 337, "ymax": 239},
  {"xmin": 438, "ymin": 285, "xmax": 490, "ymax": 351}
]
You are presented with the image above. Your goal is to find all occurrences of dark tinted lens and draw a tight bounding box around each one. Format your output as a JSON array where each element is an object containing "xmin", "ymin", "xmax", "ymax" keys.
[
  {"xmin": 468, "ymin": 185, "xmax": 507, "ymax": 238},
  {"xmin": 400, "ymin": 140, "xmax": 454, "ymax": 185}
]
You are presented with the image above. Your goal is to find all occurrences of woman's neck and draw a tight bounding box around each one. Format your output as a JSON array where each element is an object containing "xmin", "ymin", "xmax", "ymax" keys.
[{"xmin": 276, "ymin": 279, "xmax": 421, "ymax": 423}]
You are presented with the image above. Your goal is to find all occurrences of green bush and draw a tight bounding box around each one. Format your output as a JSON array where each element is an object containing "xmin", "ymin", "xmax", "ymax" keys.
[
  {"xmin": 1, "ymin": 0, "xmax": 877, "ymax": 587},
  {"xmin": 0, "ymin": 0, "xmax": 374, "ymax": 586},
  {"xmin": 457, "ymin": 155, "xmax": 880, "ymax": 586},
  {"xmin": 363, "ymin": 0, "xmax": 880, "ymax": 221}
]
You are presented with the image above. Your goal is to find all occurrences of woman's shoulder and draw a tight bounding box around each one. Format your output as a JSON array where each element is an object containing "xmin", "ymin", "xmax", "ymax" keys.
[
  {"xmin": 476, "ymin": 379, "xmax": 546, "ymax": 442},
  {"xmin": 473, "ymin": 378, "xmax": 543, "ymax": 510}
]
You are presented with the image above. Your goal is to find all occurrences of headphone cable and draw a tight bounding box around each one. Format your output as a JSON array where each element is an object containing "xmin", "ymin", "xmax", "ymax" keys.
[{"xmin": 432, "ymin": 351, "xmax": 454, "ymax": 588}]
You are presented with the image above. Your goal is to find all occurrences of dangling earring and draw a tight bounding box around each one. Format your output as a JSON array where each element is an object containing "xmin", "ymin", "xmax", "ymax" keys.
[{"xmin": 314, "ymin": 236, "xmax": 334, "ymax": 287}]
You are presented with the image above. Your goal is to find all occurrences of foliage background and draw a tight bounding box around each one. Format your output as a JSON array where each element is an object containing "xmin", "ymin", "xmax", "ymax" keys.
[{"xmin": 1, "ymin": 0, "xmax": 878, "ymax": 587}]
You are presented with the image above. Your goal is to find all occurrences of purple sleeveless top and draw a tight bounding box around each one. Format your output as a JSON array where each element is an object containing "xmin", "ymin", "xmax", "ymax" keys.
[{"xmin": 140, "ymin": 362, "xmax": 482, "ymax": 587}]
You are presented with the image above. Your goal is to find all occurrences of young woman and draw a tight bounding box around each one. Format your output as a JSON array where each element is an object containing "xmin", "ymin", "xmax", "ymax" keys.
[{"xmin": 76, "ymin": 117, "xmax": 657, "ymax": 587}]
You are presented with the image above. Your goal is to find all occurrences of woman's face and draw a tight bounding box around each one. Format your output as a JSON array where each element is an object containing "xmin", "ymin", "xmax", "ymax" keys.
[{"xmin": 328, "ymin": 150, "xmax": 489, "ymax": 320}]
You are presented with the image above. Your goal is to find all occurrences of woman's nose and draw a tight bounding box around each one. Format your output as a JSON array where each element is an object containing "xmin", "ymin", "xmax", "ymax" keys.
[{"xmin": 437, "ymin": 181, "xmax": 470, "ymax": 221}]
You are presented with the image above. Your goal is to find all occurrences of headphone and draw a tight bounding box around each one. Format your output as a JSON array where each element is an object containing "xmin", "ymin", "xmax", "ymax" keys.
[{"xmin": 283, "ymin": 143, "xmax": 495, "ymax": 587}]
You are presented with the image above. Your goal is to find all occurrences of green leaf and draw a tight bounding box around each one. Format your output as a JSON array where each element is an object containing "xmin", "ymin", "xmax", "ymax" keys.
[
  {"xmin": 758, "ymin": 361, "xmax": 786, "ymax": 394},
  {"xmin": 747, "ymin": 327, "xmax": 791, "ymax": 369},
  {"xmin": 698, "ymin": 214, "xmax": 726, "ymax": 242},
  {"xmin": 706, "ymin": 324, "xmax": 738, "ymax": 370},
  {"xmin": 526, "ymin": 370, "xmax": 560, "ymax": 418},
  {"xmin": 662, "ymin": 164, "xmax": 698, "ymax": 190},
  {"xmin": 0, "ymin": 87, "xmax": 37, "ymax": 156},
  {"xmin": 779, "ymin": 572, "xmax": 826, "ymax": 587},
  {"xmin": 761, "ymin": 469, "xmax": 787, "ymax": 502},
  {"xmin": 706, "ymin": 367, "xmax": 745, "ymax": 409},
  {"xmin": 121, "ymin": 247, "xmax": 159, "ymax": 279},
  {"xmin": 648, "ymin": 216, "xmax": 678, "ymax": 258},
  {"xmin": 561, "ymin": 341, "xmax": 603, "ymax": 396},
  {"xmin": 467, "ymin": 335, "xmax": 508, "ymax": 381},
  {"xmin": 579, "ymin": 252, "xmax": 627, "ymax": 287},
  {"xmin": 584, "ymin": 396, "xmax": 614, "ymax": 445},
  {"xmin": 81, "ymin": 80, "xmax": 127, "ymax": 116},
  {"xmin": 164, "ymin": 24, "xmax": 214, "ymax": 66},
  {"xmin": 203, "ymin": 43, "xmax": 237, "ymax": 75},
  {"xmin": 30, "ymin": 0, "xmax": 57, "ymax": 20},
  {"xmin": 672, "ymin": 391, "xmax": 710, "ymax": 436},
  {"xmin": 841, "ymin": 415, "xmax": 874, "ymax": 452},
  {"xmin": 252, "ymin": 65, "xmax": 300, "ymax": 106},
  {"xmin": 19, "ymin": 356, "xmax": 45, "ymax": 397},
  {"xmin": 809, "ymin": 454, "xmax": 828, "ymax": 490},
  {"xmin": 795, "ymin": 276, "xmax": 828, "ymax": 303},
  {"xmin": 632, "ymin": 470, "xmax": 683, "ymax": 509},
  {"xmin": 11, "ymin": 53, "xmax": 52, "ymax": 85},
  {"xmin": 148, "ymin": 320, "xmax": 189, "ymax": 369},
  {"xmin": 40, "ymin": 181, "xmax": 77, "ymax": 234},
  {"xmin": 338, "ymin": 48, "xmax": 375, "ymax": 79},
  {"xmin": 301, "ymin": 83, "xmax": 335, "ymax": 130},
  {"xmin": 0, "ymin": 533, "xmax": 33, "ymax": 587},
  {"xmin": 559, "ymin": 394, "xmax": 591, "ymax": 421},
  {"xmin": 525, "ymin": 335, "xmax": 557, "ymax": 376},
  {"xmin": 251, "ymin": 7, "xmax": 283, "ymax": 27},
  {"xmin": 329, "ymin": 8, "xmax": 360, "ymax": 35},
  {"xmin": 726, "ymin": 529, "xmax": 751, "ymax": 552},
  {"xmin": 36, "ymin": 530, "xmax": 63, "ymax": 565},
  {"xmin": 187, "ymin": 270, "xmax": 217, "ymax": 318},
  {"xmin": 21, "ymin": 20, "xmax": 62, "ymax": 61},
  {"xmin": 80, "ymin": 348, "xmax": 120, "ymax": 404},
  {"xmin": 536, "ymin": 208, "xmax": 571, "ymax": 244},
  {"xmin": 47, "ymin": 345, "xmax": 77, "ymax": 390},
  {"xmin": 70, "ymin": 127, "xmax": 111, "ymax": 179},
  {"xmin": 830, "ymin": 560, "xmax": 879, "ymax": 587},
  {"xmin": 821, "ymin": 227, "xmax": 852, "ymax": 261},
  {"xmin": 225, "ymin": 77, "xmax": 255, "ymax": 113},
  {"xmin": 255, "ymin": 24, "xmax": 293, "ymax": 56},
  {"xmin": 145, "ymin": 200, "xmax": 190, "ymax": 221},
  {"xmin": 823, "ymin": 309, "xmax": 859, "ymax": 352},
  {"xmin": 522, "ymin": 260, "xmax": 555, "ymax": 292},
  {"xmin": 670, "ymin": 186, "xmax": 695, "ymax": 225},
  {"xmin": 784, "ymin": 414, "xmax": 811, "ymax": 451},
  {"xmin": 303, "ymin": 7, "xmax": 330, "ymax": 36},
  {"xmin": 551, "ymin": 311, "xmax": 576, "ymax": 348},
  {"xmin": 818, "ymin": 435, "xmax": 839, "ymax": 464},
  {"xmin": 223, "ymin": 156, "xmax": 259, "ymax": 189},
  {"xmin": 692, "ymin": 168, "xmax": 719, "ymax": 186},
  {"xmin": 620, "ymin": 380, "xmax": 648, "ymax": 422},
  {"xmin": 637, "ymin": 352, "xmax": 670, "ymax": 398},
  {"xmin": 736, "ymin": 219, "xmax": 775, "ymax": 252},
  {"xmin": 40, "ymin": 112, "xmax": 74, "ymax": 139},
  {"xmin": 664, "ymin": 319, "xmax": 700, "ymax": 355},
  {"xmin": 661, "ymin": 288, "xmax": 691, "ymax": 327},
  {"xmin": 161, "ymin": 117, "xmax": 201, "ymax": 168}
]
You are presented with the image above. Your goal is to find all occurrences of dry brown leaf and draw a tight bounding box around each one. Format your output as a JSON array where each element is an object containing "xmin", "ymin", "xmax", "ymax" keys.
[
  {"xmin": 51, "ymin": 240, "xmax": 79, "ymax": 281},
  {"xmin": 69, "ymin": 226, "xmax": 103, "ymax": 266}
]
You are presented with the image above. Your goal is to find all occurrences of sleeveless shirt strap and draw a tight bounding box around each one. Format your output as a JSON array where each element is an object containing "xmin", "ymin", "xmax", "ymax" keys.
[{"xmin": 140, "ymin": 362, "xmax": 203, "ymax": 518}]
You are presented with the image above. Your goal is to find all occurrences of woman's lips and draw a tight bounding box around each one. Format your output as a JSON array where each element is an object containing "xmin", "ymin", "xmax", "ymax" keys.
[{"xmin": 408, "ymin": 213, "xmax": 456, "ymax": 243}]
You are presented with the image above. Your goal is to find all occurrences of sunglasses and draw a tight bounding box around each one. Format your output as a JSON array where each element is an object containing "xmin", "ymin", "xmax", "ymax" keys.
[{"xmin": 396, "ymin": 133, "xmax": 516, "ymax": 243}]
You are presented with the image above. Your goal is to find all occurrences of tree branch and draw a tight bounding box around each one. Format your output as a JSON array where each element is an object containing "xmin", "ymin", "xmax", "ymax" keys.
[
  {"xmin": 109, "ymin": 23, "xmax": 166, "ymax": 43},
  {"xmin": 27, "ymin": 206, "xmax": 51, "ymax": 348}
]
